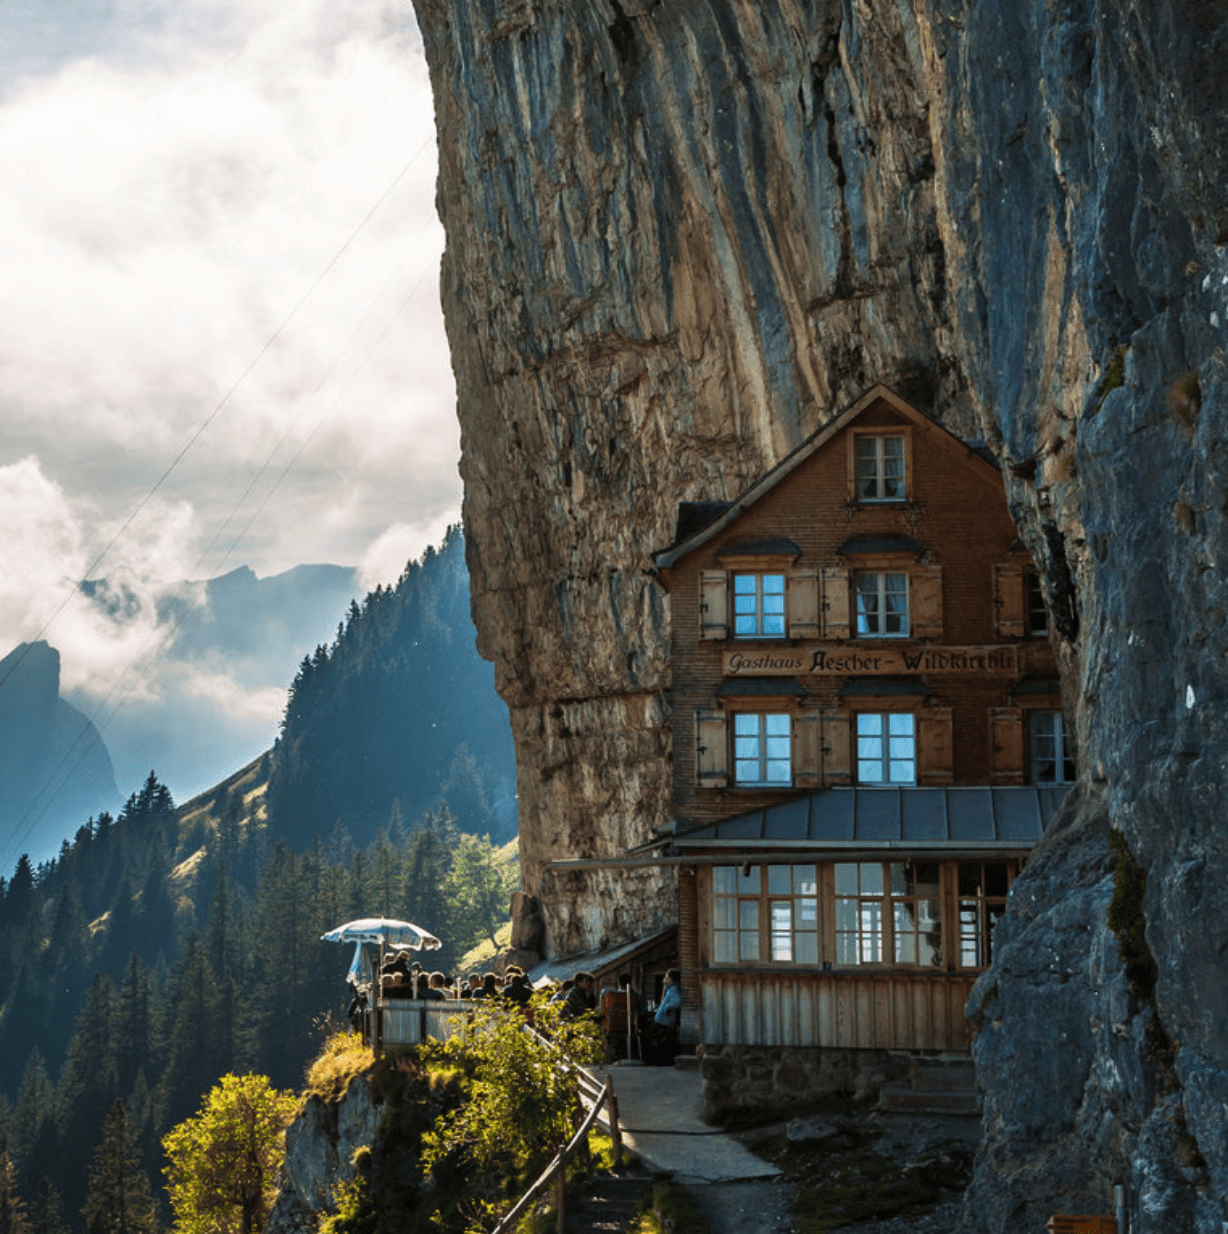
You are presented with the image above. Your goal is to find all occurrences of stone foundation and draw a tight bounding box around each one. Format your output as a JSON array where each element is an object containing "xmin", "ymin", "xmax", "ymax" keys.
[{"xmin": 696, "ymin": 1043, "xmax": 914, "ymax": 1126}]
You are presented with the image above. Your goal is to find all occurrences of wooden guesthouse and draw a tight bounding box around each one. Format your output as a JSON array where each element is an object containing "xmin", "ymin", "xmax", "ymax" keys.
[{"xmin": 650, "ymin": 386, "xmax": 1072, "ymax": 1112}]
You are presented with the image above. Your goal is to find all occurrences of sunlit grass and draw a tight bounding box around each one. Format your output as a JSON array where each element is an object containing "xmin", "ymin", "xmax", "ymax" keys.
[{"xmin": 305, "ymin": 1031, "xmax": 372, "ymax": 1103}]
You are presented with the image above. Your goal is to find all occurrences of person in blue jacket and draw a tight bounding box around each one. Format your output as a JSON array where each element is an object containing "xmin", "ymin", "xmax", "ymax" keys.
[
  {"xmin": 654, "ymin": 969, "xmax": 681, "ymax": 1028},
  {"xmin": 649, "ymin": 968, "xmax": 682, "ymax": 1063}
]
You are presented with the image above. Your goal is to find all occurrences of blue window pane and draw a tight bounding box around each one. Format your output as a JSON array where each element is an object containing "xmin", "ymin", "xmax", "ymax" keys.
[{"xmin": 795, "ymin": 932, "xmax": 818, "ymax": 965}]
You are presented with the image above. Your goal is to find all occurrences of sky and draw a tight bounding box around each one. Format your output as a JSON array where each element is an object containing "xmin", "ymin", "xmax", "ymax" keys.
[{"xmin": 0, "ymin": 0, "xmax": 460, "ymax": 833}]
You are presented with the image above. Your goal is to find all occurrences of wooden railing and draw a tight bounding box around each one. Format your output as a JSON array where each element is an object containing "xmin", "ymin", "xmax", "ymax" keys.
[
  {"xmin": 490, "ymin": 1029, "xmax": 623, "ymax": 1234},
  {"xmin": 490, "ymin": 1069, "xmax": 621, "ymax": 1234}
]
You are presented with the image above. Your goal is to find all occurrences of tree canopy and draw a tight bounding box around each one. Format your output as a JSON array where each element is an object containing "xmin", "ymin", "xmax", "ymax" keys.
[{"xmin": 161, "ymin": 1075, "xmax": 297, "ymax": 1234}]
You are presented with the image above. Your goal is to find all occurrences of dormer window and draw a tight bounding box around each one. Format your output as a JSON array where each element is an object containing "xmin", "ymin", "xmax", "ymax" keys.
[
  {"xmin": 855, "ymin": 434, "xmax": 906, "ymax": 502},
  {"xmin": 733, "ymin": 573, "xmax": 786, "ymax": 638}
]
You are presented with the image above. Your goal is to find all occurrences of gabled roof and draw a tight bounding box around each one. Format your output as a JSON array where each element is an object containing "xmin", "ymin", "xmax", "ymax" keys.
[
  {"xmin": 653, "ymin": 385, "xmax": 1000, "ymax": 571},
  {"xmin": 672, "ymin": 785, "xmax": 1065, "ymax": 851}
]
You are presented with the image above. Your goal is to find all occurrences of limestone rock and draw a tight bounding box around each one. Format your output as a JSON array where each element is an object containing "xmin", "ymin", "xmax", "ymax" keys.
[
  {"xmin": 268, "ymin": 1078, "xmax": 381, "ymax": 1234},
  {"xmin": 410, "ymin": 0, "xmax": 1228, "ymax": 1229}
]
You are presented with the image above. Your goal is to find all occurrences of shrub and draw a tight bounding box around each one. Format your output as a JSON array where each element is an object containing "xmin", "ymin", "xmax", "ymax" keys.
[{"xmin": 306, "ymin": 1031, "xmax": 372, "ymax": 1104}]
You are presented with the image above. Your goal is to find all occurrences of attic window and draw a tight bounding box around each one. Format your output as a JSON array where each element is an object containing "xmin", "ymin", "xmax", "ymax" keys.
[{"xmin": 854, "ymin": 434, "xmax": 906, "ymax": 502}]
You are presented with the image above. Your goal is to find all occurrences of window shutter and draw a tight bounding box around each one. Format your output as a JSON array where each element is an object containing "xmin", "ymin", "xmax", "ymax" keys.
[
  {"xmin": 911, "ymin": 563, "xmax": 944, "ymax": 639},
  {"xmin": 793, "ymin": 711, "xmax": 821, "ymax": 788},
  {"xmin": 993, "ymin": 563, "xmax": 1026, "ymax": 638},
  {"xmin": 989, "ymin": 707, "xmax": 1025, "ymax": 785},
  {"xmin": 696, "ymin": 710, "xmax": 729, "ymax": 787},
  {"xmin": 819, "ymin": 710, "xmax": 851, "ymax": 784},
  {"xmin": 820, "ymin": 567, "xmax": 850, "ymax": 639},
  {"xmin": 787, "ymin": 571, "xmax": 820, "ymax": 639},
  {"xmin": 917, "ymin": 706, "xmax": 954, "ymax": 785},
  {"xmin": 700, "ymin": 571, "xmax": 728, "ymax": 640}
]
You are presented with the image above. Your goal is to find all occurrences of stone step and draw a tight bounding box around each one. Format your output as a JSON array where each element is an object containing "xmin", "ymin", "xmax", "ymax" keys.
[
  {"xmin": 564, "ymin": 1174, "xmax": 651, "ymax": 1234},
  {"xmin": 877, "ymin": 1085, "xmax": 982, "ymax": 1116},
  {"xmin": 910, "ymin": 1059, "xmax": 978, "ymax": 1093}
]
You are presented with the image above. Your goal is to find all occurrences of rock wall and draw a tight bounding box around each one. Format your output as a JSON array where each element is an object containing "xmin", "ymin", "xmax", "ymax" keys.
[{"xmin": 409, "ymin": 0, "xmax": 1228, "ymax": 1229}]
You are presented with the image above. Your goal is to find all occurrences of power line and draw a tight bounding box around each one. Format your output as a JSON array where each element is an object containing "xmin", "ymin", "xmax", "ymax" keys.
[{"xmin": 0, "ymin": 137, "xmax": 438, "ymax": 869}]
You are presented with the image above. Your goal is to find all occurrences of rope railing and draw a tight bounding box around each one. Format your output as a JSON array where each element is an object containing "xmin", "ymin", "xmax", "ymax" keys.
[{"xmin": 489, "ymin": 1030, "xmax": 623, "ymax": 1234}]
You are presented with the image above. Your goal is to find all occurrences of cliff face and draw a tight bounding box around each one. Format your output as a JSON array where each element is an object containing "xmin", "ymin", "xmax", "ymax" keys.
[{"xmin": 409, "ymin": 0, "xmax": 1228, "ymax": 1229}]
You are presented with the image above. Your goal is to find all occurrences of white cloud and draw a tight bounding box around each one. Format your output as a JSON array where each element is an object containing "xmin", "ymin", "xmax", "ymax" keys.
[
  {"xmin": 0, "ymin": 0, "xmax": 463, "ymax": 827},
  {"xmin": 0, "ymin": 0, "xmax": 457, "ymax": 589},
  {"xmin": 182, "ymin": 669, "xmax": 287, "ymax": 725},
  {"xmin": 358, "ymin": 511, "xmax": 462, "ymax": 592}
]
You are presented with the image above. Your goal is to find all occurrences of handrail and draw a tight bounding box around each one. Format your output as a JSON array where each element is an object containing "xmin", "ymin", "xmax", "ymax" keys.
[
  {"xmin": 486, "ymin": 1023, "xmax": 623, "ymax": 1234},
  {"xmin": 490, "ymin": 1071, "xmax": 621, "ymax": 1234}
]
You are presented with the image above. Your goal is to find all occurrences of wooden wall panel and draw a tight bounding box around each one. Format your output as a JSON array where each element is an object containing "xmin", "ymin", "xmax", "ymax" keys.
[{"xmin": 698, "ymin": 972, "xmax": 975, "ymax": 1052}]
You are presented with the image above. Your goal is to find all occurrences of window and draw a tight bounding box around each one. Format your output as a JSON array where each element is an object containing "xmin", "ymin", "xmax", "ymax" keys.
[
  {"xmin": 835, "ymin": 862, "xmax": 885, "ymax": 963},
  {"xmin": 1030, "ymin": 711, "xmax": 1075, "ymax": 784},
  {"xmin": 710, "ymin": 860, "xmax": 1017, "ymax": 972},
  {"xmin": 714, "ymin": 864, "xmax": 817, "ymax": 965},
  {"xmin": 956, "ymin": 862, "xmax": 1011, "ymax": 968},
  {"xmin": 855, "ymin": 571, "xmax": 909, "ymax": 637},
  {"xmin": 835, "ymin": 862, "xmax": 943, "ymax": 967},
  {"xmin": 732, "ymin": 573, "xmax": 786, "ymax": 638},
  {"xmin": 733, "ymin": 713, "xmax": 792, "ymax": 786},
  {"xmin": 855, "ymin": 434, "xmax": 906, "ymax": 501},
  {"xmin": 713, "ymin": 865, "xmax": 762, "ymax": 962},
  {"xmin": 856, "ymin": 713, "xmax": 915, "ymax": 784},
  {"xmin": 1026, "ymin": 573, "xmax": 1048, "ymax": 637},
  {"xmin": 890, "ymin": 863, "xmax": 942, "ymax": 966}
]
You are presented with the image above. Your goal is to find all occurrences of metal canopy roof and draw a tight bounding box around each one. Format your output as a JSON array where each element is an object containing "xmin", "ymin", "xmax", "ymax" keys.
[{"xmin": 673, "ymin": 786, "xmax": 1066, "ymax": 850}]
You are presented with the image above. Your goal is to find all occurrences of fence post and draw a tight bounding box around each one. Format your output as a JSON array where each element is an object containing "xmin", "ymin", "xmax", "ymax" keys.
[
  {"xmin": 555, "ymin": 1171, "xmax": 565, "ymax": 1234},
  {"xmin": 604, "ymin": 1076, "xmax": 623, "ymax": 1169}
]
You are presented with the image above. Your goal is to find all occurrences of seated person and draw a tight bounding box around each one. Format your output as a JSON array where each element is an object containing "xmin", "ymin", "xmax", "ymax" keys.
[
  {"xmin": 472, "ymin": 973, "xmax": 500, "ymax": 1000},
  {"xmin": 503, "ymin": 967, "xmax": 532, "ymax": 1007},
  {"xmin": 381, "ymin": 971, "xmax": 414, "ymax": 999}
]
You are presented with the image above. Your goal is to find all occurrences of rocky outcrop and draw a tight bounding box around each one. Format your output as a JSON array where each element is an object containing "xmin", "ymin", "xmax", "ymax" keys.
[
  {"xmin": 0, "ymin": 641, "xmax": 119, "ymax": 869},
  {"xmin": 266, "ymin": 1079, "xmax": 381, "ymax": 1234},
  {"xmin": 409, "ymin": 0, "xmax": 1228, "ymax": 1230}
]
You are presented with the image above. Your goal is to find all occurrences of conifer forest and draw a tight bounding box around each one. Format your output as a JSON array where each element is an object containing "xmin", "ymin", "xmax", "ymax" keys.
[{"xmin": 0, "ymin": 531, "xmax": 517, "ymax": 1233}]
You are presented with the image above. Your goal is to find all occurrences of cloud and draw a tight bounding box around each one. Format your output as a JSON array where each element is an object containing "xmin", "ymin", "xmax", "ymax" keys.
[
  {"xmin": 358, "ymin": 513, "xmax": 461, "ymax": 593},
  {"xmin": 181, "ymin": 669, "xmax": 287, "ymax": 725},
  {"xmin": 0, "ymin": 0, "xmax": 457, "ymax": 592},
  {"xmin": 0, "ymin": 457, "xmax": 204, "ymax": 700}
]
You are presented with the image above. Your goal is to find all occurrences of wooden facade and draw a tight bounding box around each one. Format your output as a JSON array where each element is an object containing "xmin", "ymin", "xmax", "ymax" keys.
[
  {"xmin": 699, "ymin": 969, "xmax": 975, "ymax": 1051},
  {"xmin": 652, "ymin": 386, "xmax": 1070, "ymax": 1056}
]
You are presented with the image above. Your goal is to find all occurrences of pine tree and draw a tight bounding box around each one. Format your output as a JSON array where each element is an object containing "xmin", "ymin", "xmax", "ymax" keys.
[
  {"xmin": 447, "ymin": 834, "xmax": 515, "ymax": 953},
  {"xmin": 12, "ymin": 1052, "xmax": 57, "ymax": 1188},
  {"xmin": 82, "ymin": 1101, "xmax": 159, "ymax": 1234},
  {"xmin": 27, "ymin": 1179, "xmax": 68, "ymax": 1234},
  {"xmin": 156, "ymin": 938, "xmax": 223, "ymax": 1132},
  {"xmin": 0, "ymin": 1152, "xmax": 30, "ymax": 1234},
  {"xmin": 115, "ymin": 954, "xmax": 153, "ymax": 1095},
  {"xmin": 57, "ymin": 974, "xmax": 120, "ymax": 1173}
]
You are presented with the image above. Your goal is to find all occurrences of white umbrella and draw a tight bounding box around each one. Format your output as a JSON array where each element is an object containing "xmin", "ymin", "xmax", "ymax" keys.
[
  {"xmin": 321, "ymin": 917, "xmax": 442, "ymax": 990},
  {"xmin": 321, "ymin": 917, "xmax": 443, "ymax": 949}
]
